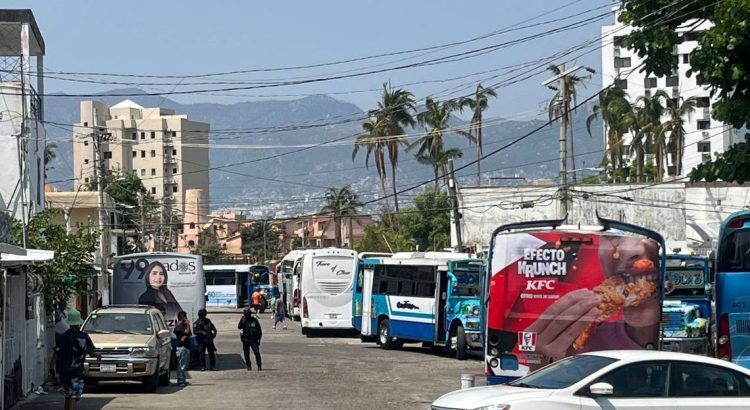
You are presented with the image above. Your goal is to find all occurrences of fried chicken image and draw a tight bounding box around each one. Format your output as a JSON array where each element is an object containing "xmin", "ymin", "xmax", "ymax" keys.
[{"xmin": 573, "ymin": 258, "xmax": 658, "ymax": 349}]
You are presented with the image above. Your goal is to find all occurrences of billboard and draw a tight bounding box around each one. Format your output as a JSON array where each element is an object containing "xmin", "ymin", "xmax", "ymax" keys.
[
  {"xmin": 487, "ymin": 231, "xmax": 661, "ymax": 376},
  {"xmin": 112, "ymin": 253, "xmax": 205, "ymax": 326}
]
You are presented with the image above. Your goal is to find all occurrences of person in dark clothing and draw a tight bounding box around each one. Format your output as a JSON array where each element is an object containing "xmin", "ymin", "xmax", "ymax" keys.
[
  {"xmin": 193, "ymin": 308, "xmax": 217, "ymax": 371},
  {"xmin": 238, "ymin": 308, "xmax": 262, "ymax": 371},
  {"xmin": 58, "ymin": 308, "xmax": 101, "ymax": 410},
  {"xmin": 173, "ymin": 311, "xmax": 192, "ymax": 385},
  {"xmin": 138, "ymin": 261, "xmax": 182, "ymax": 320}
]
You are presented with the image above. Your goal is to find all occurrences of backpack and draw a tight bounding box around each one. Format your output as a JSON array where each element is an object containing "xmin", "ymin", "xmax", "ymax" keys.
[{"xmin": 242, "ymin": 318, "xmax": 261, "ymax": 341}]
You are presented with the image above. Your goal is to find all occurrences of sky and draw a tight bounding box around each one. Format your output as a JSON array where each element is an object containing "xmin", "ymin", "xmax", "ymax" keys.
[{"xmin": 4, "ymin": 0, "xmax": 614, "ymax": 121}]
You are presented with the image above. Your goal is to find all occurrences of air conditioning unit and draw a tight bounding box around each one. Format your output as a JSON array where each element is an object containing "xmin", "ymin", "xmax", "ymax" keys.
[{"xmin": 702, "ymin": 131, "xmax": 710, "ymax": 139}]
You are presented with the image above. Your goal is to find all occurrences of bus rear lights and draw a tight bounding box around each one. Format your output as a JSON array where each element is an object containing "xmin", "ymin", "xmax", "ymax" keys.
[
  {"xmin": 489, "ymin": 358, "xmax": 499, "ymax": 368},
  {"xmin": 293, "ymin": 289, "xmax": 299, "ymax": 307},
  {"xmin": 717, "ymin": 314, "xmax": 731, "ymax": 360},
  {"xmin": 490, "ymin": 347, "xmax": 500, "ymax": 357},
  {"xmin": 728, "ymin": 218, "xmax": 746, "ymax": 229},
  {"xmin": 302, "ymin": 297, "xmax": 309, "ymax": 319},
  {"xmin": 489, "ymin": 335, "xmax": 500, "ymax": 346}
]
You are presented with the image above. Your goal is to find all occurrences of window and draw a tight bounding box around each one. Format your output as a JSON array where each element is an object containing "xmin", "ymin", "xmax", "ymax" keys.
[
  {"xmin": 644, "ymin": 77, "xmax": 657, "ymax": 88},
  {"xmin": 151, "ymin": 187, "xmax": 156, "ymax": 195},
  {"xmin": 614, "ymin": 57, "xmax": 631, "ymax": 68},
  {"xmin": 151, "ymin": 168, "xmax": 156, "ymax": 176},
  {"xmin": 140, "ymin": 132, "xmax": 145, "ymax": 140},
  {"xmin": 672, "ymin": 362, "xmax": 750, "ymax": 397},
  {"xmin": 673, "ymin": 54, "xmax": 679, "ymax": 66},
  {"xmin": 189, "ymin": 222, "xmax": 195, "ymax": 229},
  {"xmin": 83, "ymin": 122, "xmax": 88, "ymax": 127},
  {"xmin": 132, "ymin": 132, "xmax": 137, "ymax": 140},
  {"xmin": 150, "ymin": 131, "xmax": 155, "ymax": 139},
  {"xmin": 150, "ymin": 150, "xmax": 156, "ymax": 158},
  {"xmin": 318, "ymin": 222, "xmax": 325, "ymax": 230},
  {"xmin": 613, "ymin": 36, "xmax": 624, "ymax": 47},
  {"xmin": 172, "ymin": 149, "xmax": 177, "ymax": 156},
  {"xmin": 592, "ymin": 362, "xmax": 670, "ymax": 397},
  {"xmin": 83, "ymin": 140, "xmax": 89, "ymax": 146},
  {"xmin": 698, "ymin": 142, "xmax": 711, "ymax": 153},
  {"xmin": 683, "ymin": 31, "xmax": 700, "ymax": 42},
  {"xmin": 172, "ymin": 167, "xmax": 178, "ymax": 174},
  {"xmin": 614, "ymin": 79, "xmax": 628, "ymax": 89},
  {"xmin": 510, "ymin": 355, "xmax": 616, "ymax": 390},
  {"xmin": 697, "ymin": 120, "xmax": 710, "ymax": 130},
  {"xmin": 141, "ymin": 150, "xmax": 146, "ymax": 158},
  {"xmin": 140, "ymin": 169, "xmax": 145, "ymax": 176},
  {"xmin": 103, "ymin": 151, "xmax": 112, "ymax": 159},
  {"xmin": 696, "ymin": 97, "xmax": 710, "ymax": 108},
  {"xmin": 84, "ymin": 177, "xmax": 89, "ymax": 183},
  {"xmin": 666, "ymin": 76, "xmax": 679, "ymax": 87},
  {"xmin": 132, "ymin": 151, "xmax": 137, "ymax": 158},
  {"xmin": 683, "ymin": 54, "xmax": 690, "ymax": 64},
  {"xmin": 372, "ymin": 265, "xmax": 435, "ymax": 297},
  {"xmin": 83, "ymin": 159, "xmax": 89, "ymax": 164},
  {"xmin": 172, "ymin": 186, "xmax": 178, "ymax": 193}
]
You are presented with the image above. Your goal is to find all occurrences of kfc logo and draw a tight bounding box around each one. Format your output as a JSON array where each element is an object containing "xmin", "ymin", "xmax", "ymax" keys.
[
  {"xmin": 518, "ymin": 331, "xmax": 537, "ymax": 352},
  {"xmin": 525, "ymin": 279, "xmax": 557, "ymax": 290}
]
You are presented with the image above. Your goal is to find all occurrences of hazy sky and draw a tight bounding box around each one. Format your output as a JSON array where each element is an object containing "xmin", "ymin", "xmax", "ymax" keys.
[{"xmin": 5, "ymin": 0, "xmax": 613, "ymax": 121}]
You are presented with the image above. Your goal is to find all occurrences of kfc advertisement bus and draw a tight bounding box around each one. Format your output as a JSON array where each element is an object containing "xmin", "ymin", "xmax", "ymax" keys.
[{"xmin": 484, "ymin": 215, "xmax": 665, "ymax": 385}]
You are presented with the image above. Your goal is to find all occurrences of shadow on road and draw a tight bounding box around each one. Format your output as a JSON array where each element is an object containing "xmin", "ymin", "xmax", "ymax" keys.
[
  {"xmin": 305, "ymin": 329, "xmax": 359, "ymax": 339},
  {"xmin": 214, "ymin": 353, "xmax": 249, "ymax": 370},
  {"xmin": 360, "ymin": 344, "xmax": 483, "ymax": 361}
]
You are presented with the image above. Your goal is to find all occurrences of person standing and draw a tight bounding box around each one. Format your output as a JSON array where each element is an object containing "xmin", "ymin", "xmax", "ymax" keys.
[
  {"xmin": 174, "ymin": 311, "xmax": 192, "ymax": 385},
  {"xmin": 58, "ymin": 308, "xmax": 101, "ymax": 410},
  {"xmin": 251, "ymin": 289, "xmax": 263, "ymax": 315},
  {"xmin": 193, "ymin": 309, "xmax": 217, "ymax": 371},
  {"xmin": 238, "ymin": 308, "xmax": 262, "ymax": 371},
  {"xmin": 273, "ymin": 296, "xmax": 287, "ymax": 330}
]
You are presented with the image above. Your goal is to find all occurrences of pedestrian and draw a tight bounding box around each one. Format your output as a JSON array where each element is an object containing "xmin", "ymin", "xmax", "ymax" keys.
[
  {"xmin": 58, "ymin": 308, "xmax": 101, "ymax": 410},
  {"xmin": 174, "ymin": 311, "xmax": 192, "ymax": 385},
  {"xmin": 53, "ymin": 303, "xmax": 69, "ymax": 381},
  {"xmin": 269, "ymin": 292, "xmax": 277, "ymax": 315},
  {"xmin": 251, "ymin": 289, "xmax": 263, "ymax": 314},
  {"xmin": 193, "ymin": 308, "xmax": 217, "ymax": 371},
  {"xmin": 273, "ymin": 296, "xmax": 287, "ymax": 330},
  {"xmin": 238, "ymin": 308, "xmax": 262, "ymax": 371}
]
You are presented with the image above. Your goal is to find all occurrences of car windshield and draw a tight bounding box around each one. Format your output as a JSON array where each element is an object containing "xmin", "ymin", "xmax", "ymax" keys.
[
  {"xmin": 83, "ymin": 313, "xmax": 153, "ymax": 335},
  {"xmin": 508, "ymin": 355, "xmax": 617, "ymax": 389}
]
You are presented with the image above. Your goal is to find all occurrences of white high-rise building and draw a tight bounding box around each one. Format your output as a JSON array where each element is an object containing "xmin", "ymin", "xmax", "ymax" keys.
[{"xmin": 601, "ymin": 9, "xmax": 738, "ymax": 178}]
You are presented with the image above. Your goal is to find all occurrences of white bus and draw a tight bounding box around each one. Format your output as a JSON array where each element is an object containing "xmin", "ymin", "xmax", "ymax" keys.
[
  {"xmin": 278, "ymin": 250, "xmax": 308, "ymax": 321},
  {"xmin": 299, "ymin": 248, "xmax": 357, "ymax": 335}
]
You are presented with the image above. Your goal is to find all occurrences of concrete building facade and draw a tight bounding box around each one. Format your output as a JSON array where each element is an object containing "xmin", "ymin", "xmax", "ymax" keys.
[
  {"xmin": 72, "ymin": 99, "xmax": 210, "ymax": 215},
  {"xmin": 601, "ymin": 9, "xmax": 738, "ymax": 179}
]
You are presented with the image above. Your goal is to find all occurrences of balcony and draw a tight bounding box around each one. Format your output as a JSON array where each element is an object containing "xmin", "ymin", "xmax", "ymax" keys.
[
  {"xmin": 164, "ymin": 176, "xmax": 176, "ymax": 185},
  {"xmin": 163, "ymin": 154, "xmax": 176, "ymax": 164}
]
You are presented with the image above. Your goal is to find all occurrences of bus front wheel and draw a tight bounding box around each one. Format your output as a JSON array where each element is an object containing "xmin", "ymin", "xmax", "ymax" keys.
[
  {"xmin": 378, "ymin": 319, "xmax": 397, "ymax": 350},
  {"xmin": 455, "ymin": 325, "xmax": 468, "ymax": 360}
]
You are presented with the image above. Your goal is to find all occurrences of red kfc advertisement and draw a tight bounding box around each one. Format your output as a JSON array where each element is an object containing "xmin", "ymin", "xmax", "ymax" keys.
[{"xmin": 486, "ymin": 231, "xmax": 661, "ymax": 376}]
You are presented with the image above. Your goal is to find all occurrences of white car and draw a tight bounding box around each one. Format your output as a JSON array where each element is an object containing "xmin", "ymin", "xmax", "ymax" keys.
[{"xmin": 432, "ymin": 350, "xmax": 750, "ymax": 410}]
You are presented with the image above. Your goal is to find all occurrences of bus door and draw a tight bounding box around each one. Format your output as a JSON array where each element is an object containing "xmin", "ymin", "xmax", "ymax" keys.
[
  {"xmin": 361, "ymin": 266, "xmax": 374, "ymax": 336},
  {"xmin": 436, "ymin": 269, "xmax": 449, "ymax": 343}
]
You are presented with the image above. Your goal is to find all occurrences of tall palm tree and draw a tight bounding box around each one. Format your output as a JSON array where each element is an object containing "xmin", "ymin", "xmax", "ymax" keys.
[
  {"xmin": 660, "ymin": 95, "xmax": 697, "ymax": 176},
  {"xmin": 369, "ymin": 82, "xmax": 416, "ymax": 212},
  {"xmin": 44, "ymin": 141, "xmax": 57, "ymax": 179},
  {"xmin": 632, "ymin": 90, "xmax": 669, "ymax": 181},
  {"xmin": 586, "ymin": 87, "xmax": 634, "ymax": 172},
  {"xmin": 547, "ymin": 65, "xmax": 590, "ymax": 184},
  {"xmin": 353, "ymin": 117, "xmax": 388, "ymax": 195},
  {"xmin": 319, "ymin": 185, "xmax": 363, "ymax": 248},
  {"xmin": 416, "ymin": 145, "xmax": 464, "ymax": 191},
  {"xmin": 459, "ymin": 84, "xmax": 497, "ymax": 185}
]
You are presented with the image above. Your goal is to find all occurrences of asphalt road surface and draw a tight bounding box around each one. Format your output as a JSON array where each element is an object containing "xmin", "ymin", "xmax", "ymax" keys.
[{"xmin": 19, "ymin": 309, "xmax": 484, "ymax": 409}]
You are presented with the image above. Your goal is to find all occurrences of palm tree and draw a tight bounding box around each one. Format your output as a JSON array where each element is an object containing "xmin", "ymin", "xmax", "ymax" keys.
[
  {"xmin": 459, "ymin": 84, "xmax": 497, "ymax": 185},
  {"xmin": 660, "ymin": 95, "xmax": 697, "ymax": 176},
  {"xmin": 44, "ymin": 141, "xmax": 57, "ymax": 179},
  {"xmin": 547, "ymin": 65, "xmax": 590, "ymax": 184},
  {"xmin": 369, "ymin": 82, "xmax": 416, "ymax": 212},
  {"xmin": 632, "ymin": 90, "xmax": 669, "ymax": 181},
  {"xmin": 586, "ymin": 87, "xmax": 634, "ymax": 173},
  {"xmin": 319, "ymin": 185, "xmax": 363, "ymax": 247},
  {"xmin": 353, "ymin": 117, "xmax": 388, "ymax": 195},
  {"xmin": 416, "ymin": 145, "xmax": 464, "ymax": 191}
]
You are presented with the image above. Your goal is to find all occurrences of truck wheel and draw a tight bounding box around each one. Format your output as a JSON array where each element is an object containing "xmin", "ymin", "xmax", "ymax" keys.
[
  {"xmin": 378, "ymin": 319, "xmax": 396, "ymax": 350},
  {"xmin": 142, "ymin": 362, "xmax": 160, "ymax": 393},
  {"xmin": 455, "ymin": 325, "xmax": 468, "ymax": 361},
  {"xmin": 158, "ymin": 357, "xmax": 171, "ymax": 386}
]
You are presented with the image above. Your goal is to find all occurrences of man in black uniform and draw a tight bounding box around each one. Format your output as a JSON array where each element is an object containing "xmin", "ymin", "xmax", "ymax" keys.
[
  {"xmin": 238, "ymin": 308, "xmax": 262, "ymax": 371},
  {"xmin": 193, "ymin": 308, "xmax": 218, "ymax": 371}
]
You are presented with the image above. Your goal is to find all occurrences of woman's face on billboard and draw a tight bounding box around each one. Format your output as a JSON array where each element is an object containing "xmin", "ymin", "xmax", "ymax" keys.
[{"xmin": 149, "ymin": 266, "xmax": 166, "ymax": 289}]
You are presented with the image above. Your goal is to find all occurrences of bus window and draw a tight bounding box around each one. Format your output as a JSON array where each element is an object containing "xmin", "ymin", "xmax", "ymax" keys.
[
  {"xmin": 454, "ymin": 269, "xmax": 481, "ymax": 297},
  {"xmin": 719, "ymin": 230, "xmax": 750, "ymax": 272}
]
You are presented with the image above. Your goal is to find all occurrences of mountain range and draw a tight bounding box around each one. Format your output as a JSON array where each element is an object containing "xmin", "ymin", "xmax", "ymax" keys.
[{"xmin": 44, "ymin": 89, "xmax": 603, "ymax": 216}]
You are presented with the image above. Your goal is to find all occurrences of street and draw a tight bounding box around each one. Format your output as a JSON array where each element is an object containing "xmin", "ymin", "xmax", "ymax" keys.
[{"xmin": 19, "ymin": 310, "xmax": 482, "ymax": 409}]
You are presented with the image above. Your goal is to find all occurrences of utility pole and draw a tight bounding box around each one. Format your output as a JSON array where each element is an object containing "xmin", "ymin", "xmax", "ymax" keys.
[
  {"xmin": 447, "ymin": 159, "xmax": 463, "ymax": 252},
  {"xmin": 91, "ymin": 127, "xmax": 112, "ymax": 274},
  {"xmin": 263, "ymin": 218, "xmax": 267, "ymax": 264},
  {"xmin": 138, "ymin": 194, "xmax": 145, "ymax": 251},
  {"xmin": 158, "ymin": 199, "xmax": 164, "ymax": 251}
]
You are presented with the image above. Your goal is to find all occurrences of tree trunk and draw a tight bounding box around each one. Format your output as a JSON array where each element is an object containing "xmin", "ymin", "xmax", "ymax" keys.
[
  {"xmin": 391, "ymin": 165, "xmax": 399, "ymax": 212},
  {"xmin": 347, "ymin": 216, "xmax": 354, "ymax": 248},
  {"xmin": 636, "ymin": 147, "xmax": 643, "ymax": 183},
  {"xmin": 434, "ymin": 166, "xmax": 440, "ymax": 192},
  {"xmin": 476, "ymin": 121, "xmax": 482, "ymax": 186},
  {"xmin": 567, "ymin": 101, "xmax": 577, "ymax": 184},
  {"xmin": 334, "ymin": 216, "xmax": 342, "ymax": 247},
  {"xmin": 677, "ymin": 131, "xmax": 684, "ymax": 176}
]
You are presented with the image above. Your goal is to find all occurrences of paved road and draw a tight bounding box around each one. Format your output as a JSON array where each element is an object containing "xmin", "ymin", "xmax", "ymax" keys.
[{"xmin": 19, "ymin": 310, "xmax": 484, "ymax": 409}]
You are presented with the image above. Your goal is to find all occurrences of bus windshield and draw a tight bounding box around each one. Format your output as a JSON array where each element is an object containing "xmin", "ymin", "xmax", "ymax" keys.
[
  {"xmin": 718, "ymin": 229, "xmax": 750, "ymax": 272},
  {"xmin": 453, "ymin": 268, "xmax": 482, "ymax": 297}
]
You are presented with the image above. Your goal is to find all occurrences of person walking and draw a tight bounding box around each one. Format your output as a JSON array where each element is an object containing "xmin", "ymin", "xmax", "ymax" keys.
[
  {"xmin": 58, "ymin": 308, "xmax": 101, "ymax": 410},
  {"xmin": 193, "ymin": 309, "xmax": 217, "ymax": 371},
  {"xmin": 273, "ymin": 296, "xmax": 287, "ymax": 330},
  {"xmin": 174, "ymin": 311, "xmax": 192, "ymax": 385},
  {"xmin": 238, "ymin": 308, "xmax": 262, "ymax": 371},
  {"xmin": 251, "ymin": 289, "xmax": 263, "ymax": 315}
]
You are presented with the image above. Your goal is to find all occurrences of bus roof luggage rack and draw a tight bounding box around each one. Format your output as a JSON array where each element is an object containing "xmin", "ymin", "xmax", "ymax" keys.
[{"xmin": 492, "ymin": 214, "xmax": 568, "ymax": 236}]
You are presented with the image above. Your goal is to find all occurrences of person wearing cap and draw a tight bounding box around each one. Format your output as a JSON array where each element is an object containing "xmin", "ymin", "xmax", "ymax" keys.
[
  {"xmin": 193, "ymin": 308, "xmax": 217, "ymax": 371},
  {"xmin": 58, "ymin": 308, "xmax": 101, "ymax": 410}
]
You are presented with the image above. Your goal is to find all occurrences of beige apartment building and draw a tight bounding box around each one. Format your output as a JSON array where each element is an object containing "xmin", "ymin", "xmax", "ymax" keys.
[{"xmin": 72, "ymin": 99, "xmax": 209, "ymax": 214}]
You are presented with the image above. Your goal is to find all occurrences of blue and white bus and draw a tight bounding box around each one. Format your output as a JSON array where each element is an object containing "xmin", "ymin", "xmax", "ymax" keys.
[
  {"xmin": 715, "ymin": 211, "xmax": 750, "ymax": 368},
  {"xmin": 352, "ymin": 252, "xmax": 484, "ymax": 359}
]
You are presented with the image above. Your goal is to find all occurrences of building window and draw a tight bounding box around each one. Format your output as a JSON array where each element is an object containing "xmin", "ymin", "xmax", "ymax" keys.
[
  {"xmin": 140, "ymin": 169, "xmax": 145, "ymax": 176},
  {"xmin": 697, "ymin": 141, "xmax": 711, "ymax": 152},
  {"xmin": 132, "ymin": 132, "xmax": 137, "ymax": 140},
  {"xmin": 103, "ymin": 151, "xmax": 112, "ymax": 159},
  {"xmin": 666, "ymin": 76, "xmax": 679, "ymax": 87},
  {"xmin": 644, "ymin": 78, "xmax": 657, "ymax": 88},
  {"xmin": 84, "ymin": 177, "xmax": 89, "ymax": 183},
  {"xmin": 172, "ymin": 167, "xmax": 178, "ymax": 174},
  {"xmin": 172, "ymin": 186, "xmax": 178, "ymax": 193},
  {"xmin": 83, "ymin": 140, "xmax": 89, "ymax": 146},
  {"xmin": 189, "ymin": 222, "xmax": 195, "ymax": 229},
  {"xmin": 172, "ymin": 149, "xmax": 177, "ymax": 155},
  {"xmin": 697, "ymin": 120, "xmax": 711, "ymax": 130},
  {"xmin": 683, "ymin": 54, "xmax": 690, "ymax": 64},
  {"xmin": 614, "ymin": 79, "xmax": 628, "ymax": 89},
  {"xmin": 84, "ymin": 159, "xmax": 89, "ymax": 164},
  {"xmin": 83, "ymin": 122, "xmax": 88, "ymax": 127},
  {"xmin": 151, "ymin": 168, "xmax": 156, "ymax": 176},
  {"xmin": 141, "ymin": 150, "xmax": 146, "ymax": 158},
  {"xmin": 613, "ymin": 36, "xmax": 624, "ymax": 47},
  {"xmin": 672, "ymin": 54, "xmax": 679, "ymax": 66},
  {"xmin": 696, "ymin": 97, "xmax": 710, "ymax": 108},
  {"xmin": 696, "ymin": 74, "xmax": 706, "ymax": 86},
  {"xmin": 150, "ymin": 131, "xmax": 155, "ymax": 139},
  {"xmin": 132, "ymin": 151, "xmax": 137, "ymax": 158},
  {"xmin": 151, "ymin": 187, "xmax": 156, "ymax": 194},
  {"xmin": 614, "ymin": 57, "xmax": 631, "ymax": 68},
  {"xmin": 140, "ymin": 132, "xmax": 146, "ymax": 140},
  {"xmin": 683, "ymin": 31, "xmax": 700, "ymax": 42},
  {"xmin": 150, "ymin": 150, "xmax": 156, "ymax": 157}
]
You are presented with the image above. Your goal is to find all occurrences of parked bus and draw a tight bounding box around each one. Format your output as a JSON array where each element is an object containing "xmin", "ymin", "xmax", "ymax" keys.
[
  {"xmin": 715, "ymin": 211, "xmax": 750, "ymax": 368},
  {"xmin": 661, "ymin": 254, "xmax": 711, "ymax": 355},
  {"xmin": 278, "ymin": 250, "xmax": 308, "ymax": 320},
  {"xmin": 112, "ymin": 252, "xmax": 206, "ymax": 327},
  {"xmin": 484, "ymin": 215, "xmax": 665, "ymax": 384},
  {"xmin": 352, "ymin": 252, "xmax": 484, "ymax": 359},
  {"xmin": 204, "ymin": 264, "xmax": 252, "ymax": 308},
  {"xmin": 299, "ymin": 248, "xmax": 358, "ymax": 335}
]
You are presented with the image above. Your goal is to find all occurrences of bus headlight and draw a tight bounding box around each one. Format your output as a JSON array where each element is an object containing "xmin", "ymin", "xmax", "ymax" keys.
[{"xmin": 472, "ymin": 307, "xmax": 480, "ymax": 316}]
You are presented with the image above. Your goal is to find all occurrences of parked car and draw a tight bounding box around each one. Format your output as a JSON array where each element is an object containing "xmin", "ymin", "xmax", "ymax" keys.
[
  {"xmin": 82, "ymin": 305, "xmax": 172, "ymax": 393},
  {"xmin": 431, "ymin": 350, "xmax": 750, "ymax": 410}
]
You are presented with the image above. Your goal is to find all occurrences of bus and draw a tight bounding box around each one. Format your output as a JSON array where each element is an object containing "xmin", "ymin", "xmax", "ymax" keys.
[
  {"xmin": 278, "ymin": 250, "xmax": 308, "ymax": 320},
  {"xmin": 484, "ymin": 214, "xmax": 665, "ymax": 384},
  {"xmin": 661, "ymin": 254, "xmax": 711, "ymax": 355},
  {"xmin": 352, "ymin": 252, "xmax": 485, "ymax": 359},
  {"xmin": 299, "ymin": 248, "xmax": 358, "ymax": 335},
  {"xmin": 204, "ymin": 264, "xmax": 252, "ymax": 309},
  {"xmin": 112, "ymin": 252, "xmax": 206, "ymax": 327},
  {"xmin": 715, "ymin": 211, "xmax": 750, "ymax": 368}
]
